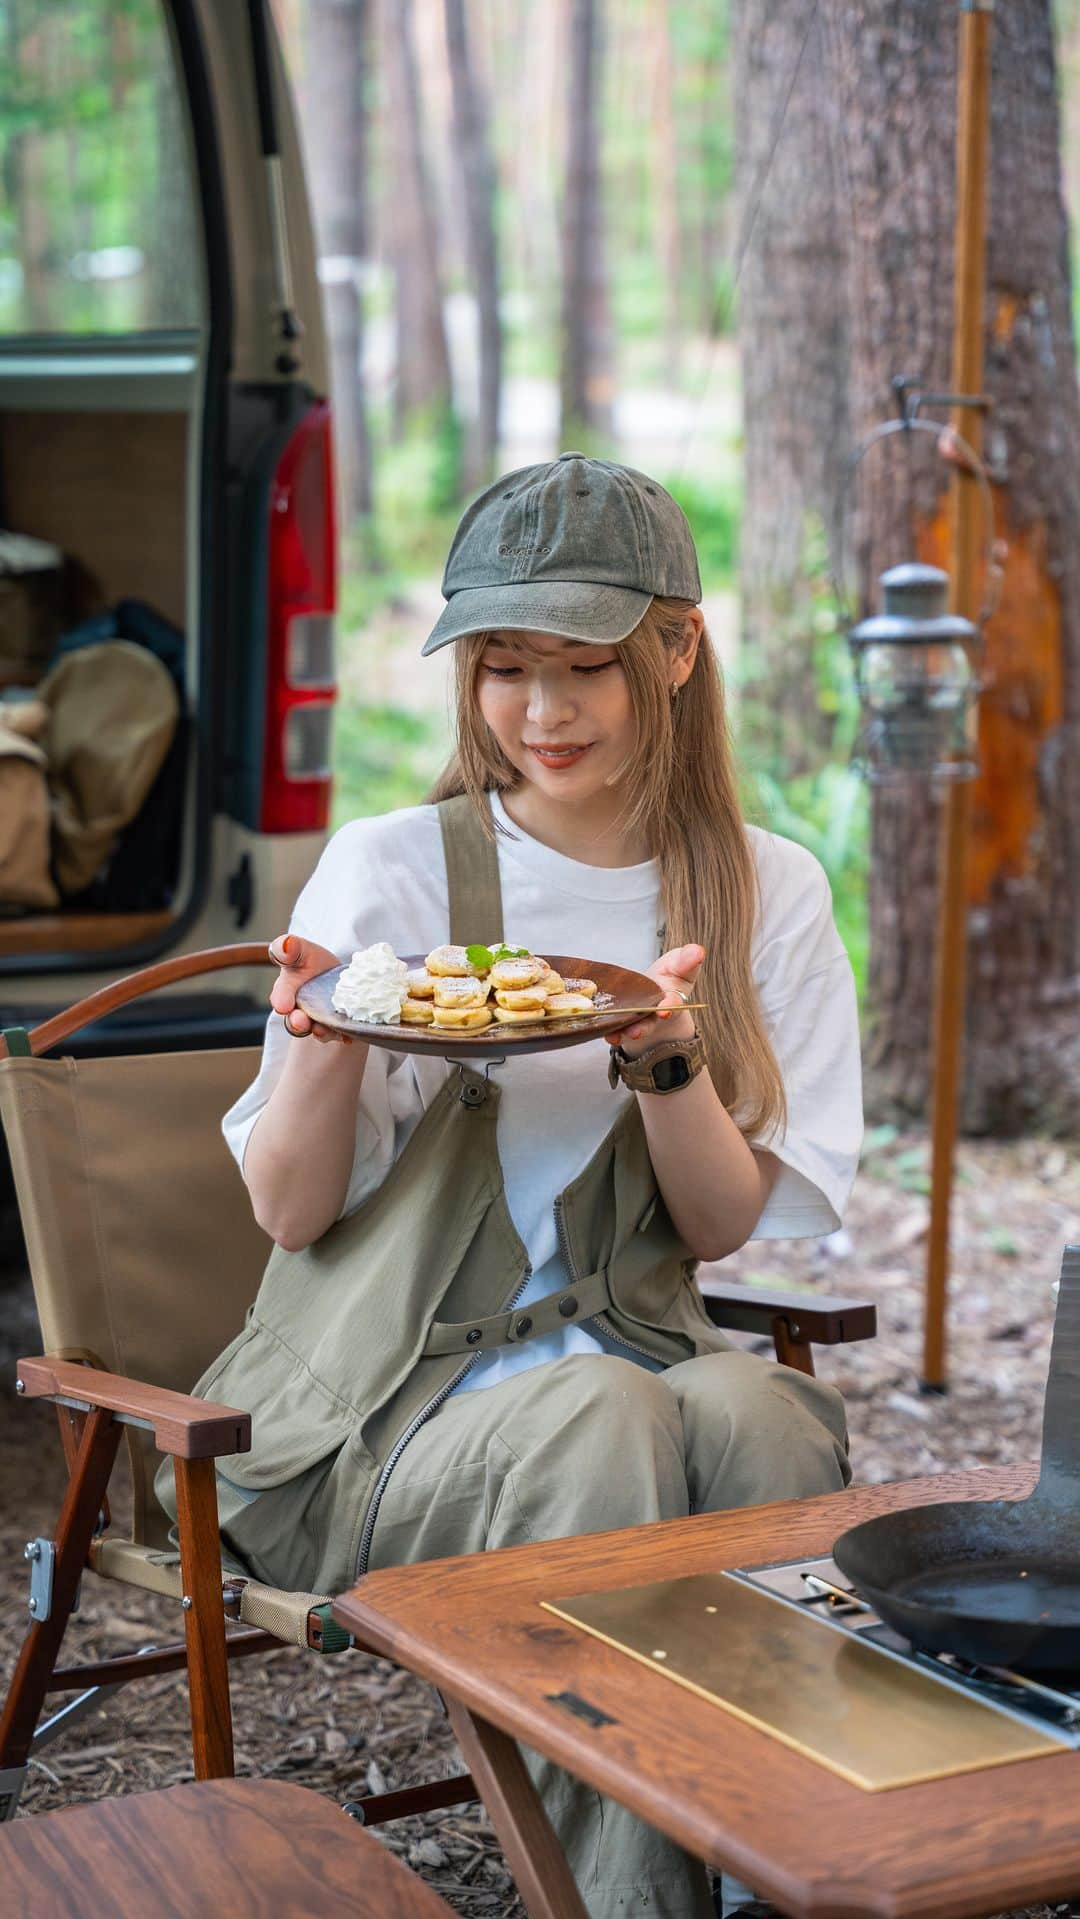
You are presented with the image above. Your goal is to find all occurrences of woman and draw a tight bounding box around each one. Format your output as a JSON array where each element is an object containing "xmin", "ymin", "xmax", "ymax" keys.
[{"xmin": 159, "ymin": 452, "xmax": 862, "ymax": 1918}]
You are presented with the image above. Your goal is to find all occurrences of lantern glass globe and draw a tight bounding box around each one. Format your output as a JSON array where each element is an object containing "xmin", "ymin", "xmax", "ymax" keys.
[{"xmin": 860, "ymin": 639, "xmax": 975, "ymax": 716}]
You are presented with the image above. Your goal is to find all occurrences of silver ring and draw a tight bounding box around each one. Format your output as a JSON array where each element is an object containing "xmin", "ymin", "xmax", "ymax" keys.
[
  {"xmin": 678, "ymin": 990, "xmax": 692, "ymax": 1005},
  {"xmin": 283, "ymin": 1013, "xmax": 300, "ymax": 1037}
]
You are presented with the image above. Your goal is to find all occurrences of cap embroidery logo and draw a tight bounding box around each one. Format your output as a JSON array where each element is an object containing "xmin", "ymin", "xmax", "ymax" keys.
[{"xmin": 498, "ymin": 543, "xmax": 551, "ymax": 558}]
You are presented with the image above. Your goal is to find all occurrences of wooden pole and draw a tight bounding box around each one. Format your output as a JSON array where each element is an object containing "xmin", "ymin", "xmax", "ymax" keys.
[{"xmin": 921, "ymin": 0, "xmax": 994, "ymax": 1391}]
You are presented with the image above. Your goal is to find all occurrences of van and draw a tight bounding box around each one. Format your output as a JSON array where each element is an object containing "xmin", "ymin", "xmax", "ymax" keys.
[{"xmin": 0, "ymin": 0, "xmax": 334, "ymax": 1057}]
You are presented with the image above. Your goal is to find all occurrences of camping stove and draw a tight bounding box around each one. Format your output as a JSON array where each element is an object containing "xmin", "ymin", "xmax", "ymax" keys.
[{"xmin": 731, "ymin": 1556, "xmax": 1080, "ymax": 1745}]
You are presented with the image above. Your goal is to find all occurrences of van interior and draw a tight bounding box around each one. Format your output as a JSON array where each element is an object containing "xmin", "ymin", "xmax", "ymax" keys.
[
  {"xmin": 0, "ymin": 402, "xmax": 192, "ymax": 959},
  {"xmin": 0, "ymin": 1, "xmax": 204, "ymax": 968}
]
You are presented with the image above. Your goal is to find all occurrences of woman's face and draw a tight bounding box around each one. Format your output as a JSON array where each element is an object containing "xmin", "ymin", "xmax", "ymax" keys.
[{"xmin": 476, "ymin": 631, "xmax": 637, "ymax": 802}]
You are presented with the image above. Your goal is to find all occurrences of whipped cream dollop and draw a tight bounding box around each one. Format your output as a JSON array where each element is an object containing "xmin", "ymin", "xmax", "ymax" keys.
[{"xmin": 331, "ymin": 941, "xmax": 408, "ymax": 1023}]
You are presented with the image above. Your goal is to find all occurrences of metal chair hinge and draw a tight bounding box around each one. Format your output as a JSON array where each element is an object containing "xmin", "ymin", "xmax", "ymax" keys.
[
  {"xmin": 24, "ymin": 1537, "xmax": 55, "ymax": 1621},
  {"xmin": 0, "ymin": 1766, "xmax": 27, "ymax": 1823}
]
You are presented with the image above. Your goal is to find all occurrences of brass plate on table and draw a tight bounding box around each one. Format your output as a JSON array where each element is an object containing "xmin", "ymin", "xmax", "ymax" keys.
[
  {"xmin": 296, "ymin": 954, "xmax": 658, "ymax": 1059},
  {"xmin": 542, "ymin": 1572, "xmax": 1067, "ymax": 1792}
]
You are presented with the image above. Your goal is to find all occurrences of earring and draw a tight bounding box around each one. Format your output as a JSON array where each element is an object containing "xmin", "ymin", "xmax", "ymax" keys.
[{"xmin": 670, "ymin": 681, "xmax": 679, "ymax": 699}]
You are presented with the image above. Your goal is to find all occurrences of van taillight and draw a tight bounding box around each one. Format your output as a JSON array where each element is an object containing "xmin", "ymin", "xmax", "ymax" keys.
[{"xmin": 260, "ymin": 401, "xmax": 337, "ymax": 833}]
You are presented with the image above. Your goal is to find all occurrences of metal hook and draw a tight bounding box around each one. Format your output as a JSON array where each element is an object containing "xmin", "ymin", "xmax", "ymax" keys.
[
  {"xmin": 832, "ymin": 393, "xmax": 1003, "ymax": 634},
  {"xmin": 457, "ymin": 1057, "xmax": 506, "ymax": 1106}
]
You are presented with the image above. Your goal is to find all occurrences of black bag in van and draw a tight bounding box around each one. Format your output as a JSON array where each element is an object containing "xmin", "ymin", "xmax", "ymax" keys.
[{"xmin": 47, "ymin": 599, "xmax": 188, "ymax": 912}]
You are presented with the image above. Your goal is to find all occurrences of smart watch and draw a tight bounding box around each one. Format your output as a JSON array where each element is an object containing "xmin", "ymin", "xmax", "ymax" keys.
[{"xmin": 607, "ymin": 1031, "xmax": 706, "ymax": 1095}]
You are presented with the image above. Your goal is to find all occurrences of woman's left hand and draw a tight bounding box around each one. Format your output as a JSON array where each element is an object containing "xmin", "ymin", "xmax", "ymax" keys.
[{"xmin": 607, "ymin": 943, "xmax": 704, "ymax": 1060}]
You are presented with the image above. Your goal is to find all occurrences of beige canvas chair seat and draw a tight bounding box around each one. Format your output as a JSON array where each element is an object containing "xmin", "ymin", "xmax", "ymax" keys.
[
  {"xmin": 0, "ymin": 945, "xmax": 473, "ymax": 1820},
  {"xmin": 86, "ymin": 1537, "xmax": 324, "ymax": 1650}
]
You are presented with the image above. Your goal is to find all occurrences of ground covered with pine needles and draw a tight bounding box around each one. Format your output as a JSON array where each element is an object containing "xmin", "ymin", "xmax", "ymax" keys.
[{"xmin": 2, "ymin": 1125, "xmax": 1078, "ymax": 1917}]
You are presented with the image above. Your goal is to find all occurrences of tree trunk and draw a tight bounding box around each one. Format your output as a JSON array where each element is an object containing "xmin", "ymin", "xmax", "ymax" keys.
[
  {"xmin": 443, "ymin": 0, "xmax": 502, "ymax": 486},
  {"xmin": 734, "ymin": 0, "xmax": 851, "ymax": 778},
  {"xmin": 559, "ymin": 0, "xmax": 612, "ymax": 446},
  {"xmin": 821, "ymin": 0, "xmax": 1080, "ymax": 1134},
  {"xmin": 649, "ymin": 0, "xmax": 681, "ymax": 388},
  {"xmin": 380, "ymin": 0, "xmax": 455, "ymax": 438},
  {"xmin": 303, "ymin": 0, "xmax": 375, "ymax": 524}
]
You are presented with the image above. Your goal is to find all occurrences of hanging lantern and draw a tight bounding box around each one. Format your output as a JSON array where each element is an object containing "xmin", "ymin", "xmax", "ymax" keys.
[{"xmin": 848, "ymin": 562, "xmax": 979, "ymax": 782}]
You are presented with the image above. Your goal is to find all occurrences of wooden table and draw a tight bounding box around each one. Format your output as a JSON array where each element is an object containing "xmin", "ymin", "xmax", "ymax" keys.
[
  {"xmin": 334, "ymin": 1463, "xmax": 1080, "ymax": 1919},
  {"xmin": 1, "ymin": 1777, "xmax": 454, "ymax": 1917}
]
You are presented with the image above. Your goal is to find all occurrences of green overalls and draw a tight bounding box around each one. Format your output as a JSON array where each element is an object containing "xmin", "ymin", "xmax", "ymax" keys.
[
  {"xmin": 157, "ymin": 793, "xmax": 852, "ymax": 1918},
  {"xmin": 156, "ymin": 795, "xmax": 740, "ymax": 1592}
]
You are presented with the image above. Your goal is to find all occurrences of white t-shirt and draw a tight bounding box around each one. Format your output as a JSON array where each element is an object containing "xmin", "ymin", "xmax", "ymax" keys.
[{"xmin": 224, "ymin": 793, "xmax": 863, "ymax": 1394}]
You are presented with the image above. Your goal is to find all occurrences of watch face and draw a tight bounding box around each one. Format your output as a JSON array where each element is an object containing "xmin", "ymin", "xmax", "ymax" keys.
[{"xmin": 653, "ymin": 1054, "xmax": 691, "ymax": 1091}]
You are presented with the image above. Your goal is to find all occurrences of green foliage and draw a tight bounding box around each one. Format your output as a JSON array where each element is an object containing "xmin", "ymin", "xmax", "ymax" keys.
[
  {"xmin": 862, "ymin": 1122, "xmax": 901, "ymax": 1157},
  {"xmin": 749, "ymin": 761, "xmax": 869, "ymax": 997},
  {"xmin": 736, "ymin": 519, "xmax": 869, "ymax": 998},
  {"xmin": 0, "ymin": 0, "xmax": 199, "ymax": 334},
  {"xmin": 338, "ymin": 433, "xmax": 464, "ymax": 631},
  {"xmin": 330, "ymin": 704, "xmax": 451, "ymax": 828},
  {"xmin": 426, "ymin": 406, "xmax": 465, "ymax": 514},
  {"xmin": 613, "ymin": 255, "xmax": 668, "ymax": 344},
  {"xmin": 892, "ymin": 1145, "xmax": 931, "ymax": 1194},
  {"xmin": 660, "ymin": 474, "xmax": 740, "ymax": 586}
]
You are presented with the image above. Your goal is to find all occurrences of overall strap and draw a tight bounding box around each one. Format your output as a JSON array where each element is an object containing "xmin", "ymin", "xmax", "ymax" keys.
[
  {"xmin": 423, "ymin": 1264, "xmax": 611, "ymax": 1357},
  {"xmin": 437, "ymin": 792, "xmax": 504, "ymax": 946}
]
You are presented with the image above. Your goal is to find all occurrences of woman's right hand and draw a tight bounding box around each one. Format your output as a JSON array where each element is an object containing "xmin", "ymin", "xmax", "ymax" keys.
[{"xmin": 268, "ymin": 934, "xmax": 351, "ymax": 1044}]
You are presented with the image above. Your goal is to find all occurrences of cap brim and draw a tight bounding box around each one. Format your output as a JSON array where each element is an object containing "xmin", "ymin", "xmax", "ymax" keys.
[{"xmin": 421, "ymin": 581, "xmax": 653, "ymax": 656}]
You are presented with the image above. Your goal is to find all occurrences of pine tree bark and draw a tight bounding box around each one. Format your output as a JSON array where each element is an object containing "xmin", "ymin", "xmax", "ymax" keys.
[
  {"xmin": 734, "ymin": 0, "xmax": 851, "ymax": 777},
  {"xmin": 559, "ymin": 0, "xmax": 613, "ymax": 445},
  {"xmin": 443, "ymin": 0, "xmax": 502, "ymax": 485},
  {"xmin": 303, "ymin": 0, "xmax": 374, "ymax": 523},
  {"xmin": 649, "ymin": 0, "xmax": 681, "ymax": 387},
  {"xmin": 380, "ymin": 0, "xmax": 455, "ymax": 434},
  {"xmin": 821, "ymin": 0, "xmax": 1080, "ymax": 1133}
]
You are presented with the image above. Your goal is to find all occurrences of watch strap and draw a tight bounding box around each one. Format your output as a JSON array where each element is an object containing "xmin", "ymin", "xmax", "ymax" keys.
[{"xmin": 608, "ymin": 1031, "xmax": 706, "ymax": 1095}]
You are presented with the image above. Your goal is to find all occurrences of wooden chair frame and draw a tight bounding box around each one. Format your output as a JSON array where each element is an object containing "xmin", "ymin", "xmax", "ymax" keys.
[{"xmin": 0, "ymin": 942, "xmax": 875, "ymax": 1825}]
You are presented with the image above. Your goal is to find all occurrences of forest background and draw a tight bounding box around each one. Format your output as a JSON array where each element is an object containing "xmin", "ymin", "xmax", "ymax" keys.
[{"xmin": 279, "ymin": 0, "xmax": 1080, "ymax": 1142}]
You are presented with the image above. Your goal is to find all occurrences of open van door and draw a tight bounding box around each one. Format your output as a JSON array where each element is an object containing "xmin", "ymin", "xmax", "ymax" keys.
[{"xmin": 0, "ymin": 0, "xmax": 335, "ymax": 1056}]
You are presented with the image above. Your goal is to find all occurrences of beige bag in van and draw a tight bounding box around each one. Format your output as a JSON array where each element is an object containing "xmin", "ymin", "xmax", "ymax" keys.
[
  {"xmin": 38, "ymin": 640, "xmax": 180, "ymax": 896},
  {"xmin": 0, "ymin": 702, "xmax": 59, "ymax": 910}
]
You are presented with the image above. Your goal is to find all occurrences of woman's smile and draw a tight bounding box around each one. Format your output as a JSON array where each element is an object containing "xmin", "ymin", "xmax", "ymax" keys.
[{"xmin": 526, "ymin": 741, "xmax": 595, "ymax": 770}]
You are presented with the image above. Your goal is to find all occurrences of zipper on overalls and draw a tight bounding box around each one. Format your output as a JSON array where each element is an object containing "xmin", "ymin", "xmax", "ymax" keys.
[
  {"xmin": 553, "ymin": 1193, "xmax": 658, "ymax": 1365},
  {"xmin": 354, "ymin": 1257, "xmax": 533, "ymax": 1578},
  {"xmin": 355, "ymin": 1060, "xmax": 531, "ymax": 1578}
]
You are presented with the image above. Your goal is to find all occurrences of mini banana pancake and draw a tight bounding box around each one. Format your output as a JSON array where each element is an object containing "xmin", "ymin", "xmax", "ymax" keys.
[
  {"xmin": 489, "ymin": 956, "xmax": 547, "ymax": 989},
  {"xmin": 537, "ymin": 971, "xmax": 565, "ymax": 995},
  {"xmin": 562, "ymin": 976, "xmax": 598, "ymax": 998},
  {"xmin": 431, "ymin": 1004, "xmax": 494, "ymax": 1029},
  {"xmin": 404, "ymin": 966, "xmax": 437, "ymax": 999},
  {"xmin": 399, "ymin": 996, "xmax": 435, "ymax": 1025},
  {"xmin": 544, "ymin": 992, "xmax": 596, "ymax": 1019},
  {"xmin": 494, "ymin": 984, "xmax": 550, "ymax": 1012},
  {"xmin": 432, "ymin": 976, "xmax": 492, "ymax": 1009},
  {"xmin": 492, "ymin": 1004, "xmax": 545, "ymax": 1024},
  {"xmin": 425, "ymin": 944, "xmax": 486, "ymax": 978}
]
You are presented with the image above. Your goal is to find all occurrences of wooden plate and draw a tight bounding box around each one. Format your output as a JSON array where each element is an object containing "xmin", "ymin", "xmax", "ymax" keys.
[{"xmin": 296, "ymin": 954, "xmax": 660, "ymax": 1059}]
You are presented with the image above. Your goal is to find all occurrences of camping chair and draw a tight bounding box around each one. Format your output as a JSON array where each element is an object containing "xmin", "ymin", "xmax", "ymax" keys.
[{"xmin": 0, "ymin": 943, "xmax": 875, "ymax": 1825}]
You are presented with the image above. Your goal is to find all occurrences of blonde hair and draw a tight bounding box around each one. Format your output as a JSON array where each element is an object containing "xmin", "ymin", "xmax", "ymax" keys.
[{"xmin": 427, "ymin": 596, "xmax": 786, "ymax": 1139}]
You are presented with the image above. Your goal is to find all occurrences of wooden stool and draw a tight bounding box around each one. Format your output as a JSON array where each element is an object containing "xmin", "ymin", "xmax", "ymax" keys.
[{"xmin": 1, "ymin": 1778, "xmax": 456, "ymax": 1916}]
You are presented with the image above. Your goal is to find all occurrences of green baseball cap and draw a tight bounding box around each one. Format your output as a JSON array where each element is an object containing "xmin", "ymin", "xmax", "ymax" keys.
[{"xmin": 421, "ymin": 452, "xmax": 702, "ymax": 656}]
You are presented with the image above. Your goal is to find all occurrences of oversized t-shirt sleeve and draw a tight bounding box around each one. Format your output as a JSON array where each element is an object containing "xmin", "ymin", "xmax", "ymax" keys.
[
  {"xmin": 747, "ymin": 835, "xmax": 863, "ymax": 1239},
  {"xmin": 220, "ymin": 820, "xmax": 420, "ymax": 1212}
]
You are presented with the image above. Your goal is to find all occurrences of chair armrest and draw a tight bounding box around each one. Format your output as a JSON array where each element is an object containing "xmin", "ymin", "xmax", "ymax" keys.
[
  {"xmin": 696, "ymin": 1280, "xmax": 876, "ymax": 1346},
  {"xmin": 15, "ymin": 1355, "xmax": 252, "ymax": 1460}
]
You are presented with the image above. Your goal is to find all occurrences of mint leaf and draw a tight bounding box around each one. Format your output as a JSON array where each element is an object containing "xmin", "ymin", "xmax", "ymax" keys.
[
  {"xmin": 491, "ymin": 941, "xmax": 530, "ymax": 960},
  {"xmin": 466, "ymin": 942, "xmax": 494, "ymax": 970}
]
